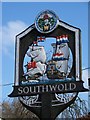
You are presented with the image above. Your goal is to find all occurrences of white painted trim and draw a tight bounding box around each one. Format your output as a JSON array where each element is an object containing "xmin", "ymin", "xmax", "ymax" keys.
[
  {"xmin": 88, "ymin": 86, "xmax": 90, "ymax": 113},
  {"xmin": 15, "ymin": 39, "xmax": 19, "ymax": 85},
  {"xmin": 75, "ymin": 29, "xmax": 80, "ymax": 80},
  {"xmin": 52, "ymin": 103, "xmax": 64, "ymax": 106},
  {"xmin": 29, "ymin": 105, "xmax": 41, "ymax": 108},
  {"xmin": 15, "ymin": 25, "xmax": 35, "ymax": 85}
]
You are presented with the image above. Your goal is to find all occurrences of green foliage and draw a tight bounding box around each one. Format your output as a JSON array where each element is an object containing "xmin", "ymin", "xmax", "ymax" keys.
[
  {"xmin": 38, "ymin": 17, "xmax": 55, "ymax": 29},
  {"xmin": 49, "ymin": 17, "xmax": 55, "ymax": 26},
  {"xmin": 38, "ymin": 19, "xmax": 44, "ymax": 29}
]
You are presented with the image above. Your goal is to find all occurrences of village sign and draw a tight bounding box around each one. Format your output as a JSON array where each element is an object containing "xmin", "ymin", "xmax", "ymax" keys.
[{"xmin": 8, "ymin": 10, "xmax": 88, "ymax": 119}]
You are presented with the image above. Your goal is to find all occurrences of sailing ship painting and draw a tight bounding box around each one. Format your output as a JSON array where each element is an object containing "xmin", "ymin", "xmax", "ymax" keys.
[
  {"xmin": 47, "ymin": 35, "xmax": 70, "ymax": 79},
  {"xmin": 23, "ymin": 43, "xmax": 47, "ymax": 80},
  {"xmin": 23, "ymin": 35, "xmax": 72, "ymax": 81}
]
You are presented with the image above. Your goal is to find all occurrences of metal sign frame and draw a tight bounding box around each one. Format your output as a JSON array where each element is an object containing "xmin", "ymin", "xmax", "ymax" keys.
[{"xmin": 8, "ymin": 10, "xmax": 88, "ymax": 119}]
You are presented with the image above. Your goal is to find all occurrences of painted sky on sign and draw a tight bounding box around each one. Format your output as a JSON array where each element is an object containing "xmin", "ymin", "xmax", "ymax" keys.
[{"xmin": 1, "ymin": 2, "xmax": 89, "ymax": 103}]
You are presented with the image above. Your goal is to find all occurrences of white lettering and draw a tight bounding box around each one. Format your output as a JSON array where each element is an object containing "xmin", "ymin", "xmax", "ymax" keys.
[
  {"xmin": 33, "ymin": 86, "xmax": 36, "ymax": 93},
  {"xmin": 18, "ymin": 87, "xmax": 23, "ymax": 94},
  {"xmin": 57, "ymin": 84, "xmax": 64, "ymax": 91},
  {"xmin": 29, "ymin": 86, "xmax": 33, "ymax": 93},
  {"xmin": 17, "ymin": 82, "xmax": 77, "ymax": 95},
  {"xmin": 42, "ymin": 85, "xmax": 45, "ymax": 92},
  {"xmin": 49, "ymin": 85, "xmax": 57, "ymax": 91},
  {"xmin": 70, "ymin": 83, "xmax": 76, "ymax": 90},
  {"xmin": 23, "ymin": 87, "xmax": 29, "ymax": 94},
  {"xmin": 37, "ymin": 86, "xmax": 40, "ymax": 93},
  {"xmin": 65, "ymin": 83, "xmax": 68, "ymax": 91},
  {"xmin": 46, "ymin": 85, "xmax": 49, "ymax": 92}
]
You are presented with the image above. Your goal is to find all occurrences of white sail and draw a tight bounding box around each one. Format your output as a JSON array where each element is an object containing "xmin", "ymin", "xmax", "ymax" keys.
[
  {"xmin": 51, "ymin": 41, "xmax": 70, "ymax": 76},
  {"xmin": 56, "ymin": 43, "xmax": 70, "ymax": 74},
  {"xmin": 56, "ymin": 43, "xmax": 69, "ymax": 58},
  {"xmin": 24, "ymin": 46, "xmax": 46, "ymax": 78},
  {"xmin": 27, "ymin": 46, "xmax": 46, "ymax": 63},
  {"xmin": 24, "ymin": 62, "xmax": 46, "ymax": 77}
]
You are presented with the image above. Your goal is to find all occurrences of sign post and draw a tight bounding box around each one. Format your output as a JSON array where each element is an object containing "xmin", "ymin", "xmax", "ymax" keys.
[
  {"xmin": 88, "ymin": 78, "xmax": 90, "ymax": 114},
  {"xmin": 9, "ymin": 10, "xmax": 88, "ymax": 119}
]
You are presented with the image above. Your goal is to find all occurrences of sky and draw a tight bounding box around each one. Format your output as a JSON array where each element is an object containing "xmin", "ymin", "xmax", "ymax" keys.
[
  {"xmin": 0, "ymin": 1, "xmax": 89, "ymax": 109},
  {"xmin": 1, "ymin": 0, "xmax": 90, "ymax": 2}
]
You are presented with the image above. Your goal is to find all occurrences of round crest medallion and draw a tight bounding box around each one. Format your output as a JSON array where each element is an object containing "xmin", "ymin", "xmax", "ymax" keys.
[{"xmin": 35, "ymin": 10, "xmax": 59, "ymax": 33}]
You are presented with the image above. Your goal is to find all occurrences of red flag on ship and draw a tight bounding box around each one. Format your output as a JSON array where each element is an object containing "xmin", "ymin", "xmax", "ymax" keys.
[
  {"xmin": 53, "ymin": 53, "xmax": 64, "ymax": 57},
  {"xmin": 33, "ymin": 41, "xmax": 38, "ymax": 45},
  {"xmin": 56, "ymin": 35, "xmax": 68, "ymax": 40},
  {"xmin": 37, "ymin": 36, "xmax": 45, "ymax": 42},
  {"xmin": 27, "ymin": 61, "xmax": 37, "ymax": 69}
]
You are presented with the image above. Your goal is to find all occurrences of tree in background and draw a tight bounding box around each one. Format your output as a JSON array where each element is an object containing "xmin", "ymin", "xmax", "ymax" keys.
[
  {"xmin": 57, "ymin": 96, "xmax": 88, "ymax": 119},
  {"xmin": 1, "ymin": 98, "xmax": 39, "ymax": 119},
  {"xmin": 1, "ymin": 96, "xmax": 89, "ymax": 119}
]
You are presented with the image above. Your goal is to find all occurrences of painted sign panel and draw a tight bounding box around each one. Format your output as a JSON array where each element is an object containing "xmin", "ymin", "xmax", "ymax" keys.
[
  {"xmin": 15, "ymin": 10, "xmax": 81, "ymax": 86},
  {"xmin": 9, "ymin": 10, "xmax": 88, "ymax": 98}
]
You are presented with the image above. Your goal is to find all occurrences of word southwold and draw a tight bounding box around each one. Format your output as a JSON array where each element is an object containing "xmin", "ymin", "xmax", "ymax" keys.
[{"xmin": 9, "ymin": 81, "xmax": 86, "ymax": 97}]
